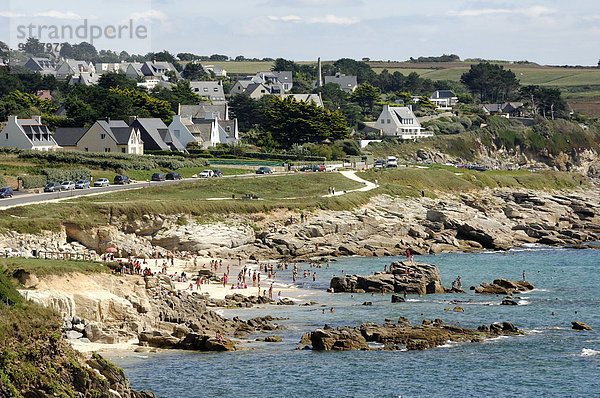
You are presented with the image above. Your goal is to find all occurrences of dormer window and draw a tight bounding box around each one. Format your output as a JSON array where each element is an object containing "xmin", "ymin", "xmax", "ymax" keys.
[{"xmin": 100, "ymin": 133, "xmax": 106, "ymax": 140}]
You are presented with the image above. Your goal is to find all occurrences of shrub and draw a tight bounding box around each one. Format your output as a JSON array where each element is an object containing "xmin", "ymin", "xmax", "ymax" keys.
[
  {"xmin": 41, "ymin": 168, "xmax": 91, "ymax": 182},
  {"xmin": 20, "ymin": 175, "xmax": 47, "ymax": 189}
]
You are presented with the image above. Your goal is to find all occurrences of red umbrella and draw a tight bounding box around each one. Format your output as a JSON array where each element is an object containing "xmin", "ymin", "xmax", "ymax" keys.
[{"xmin": 106, "ymin": 247, "xmax": 117, "ymax": 252}]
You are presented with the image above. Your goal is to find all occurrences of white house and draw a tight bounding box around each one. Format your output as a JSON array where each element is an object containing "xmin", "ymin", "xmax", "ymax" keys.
[
  {"xmin": 0, "ymin": 116, "xmax": 60, "ymax": 151},
  {"xmin": 430, "ymin": 90, "xmax": 458, "ymax": 109},
  {"xmin": 189, "ymin": 81, "xmax": 226, "ymax": 102},
  {"xmin": 168, "ymin": 115, "xmax": 239, "ymax": 149},
  {"xmin": 375, "ymin": 105, "xmax": 432, "ymax": 139},
  {"xmin": 55, "ymin": 59, "xmax": 95, "ymax": 80}
]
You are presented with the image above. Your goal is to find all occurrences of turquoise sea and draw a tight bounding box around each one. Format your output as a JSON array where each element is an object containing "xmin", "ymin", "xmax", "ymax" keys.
[{"xmin": 108, "ymin": 247, "xmax": 600, "ymax": 397}]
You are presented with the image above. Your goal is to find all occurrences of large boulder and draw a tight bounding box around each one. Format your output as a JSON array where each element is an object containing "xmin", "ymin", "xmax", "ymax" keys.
[
  {"xmin": 474, "ymin": 279, "xmax": 535, "ymax": 295},
  {"xmin": 330, "ymin": 261, "xmax": 444, "ymax": 295},
  {"xmin": 301, "ymin": 327, "xmax": 369, "ymax": 351},
  {"xmin": 572, "ymin": 322, "xmax": 593, "ymax": 331}
]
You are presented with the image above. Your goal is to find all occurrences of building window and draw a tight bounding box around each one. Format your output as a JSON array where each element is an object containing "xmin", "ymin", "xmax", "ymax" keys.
[
  {"xmin": 214, "ymin": 88, "xmax": 218, "ymax": 92},
  {"xmin": 104, "ymin": 148, "xmax": 110, "ymax": 152},
  {"xmin": 100, "ymin": 133, "xmax": 106, "ymax": 140},
  {"xmin": 387, "ymin": 119, "xmax": 391, "ymax": 124},
  {"xmin": 203, "ymin": 88, "xmax": 208, "ymax": 92},
  {"xmin": 84, "ymin": 147, "xmax": 88, "ymax": 152},
  {"xmin": 4, "ymin": 133, "xmax": 7, "ymax": 139},
  {"xmin": 226, "ymin": 126, "xmax": 231, "ymax": 132},
  {"xmin": 121, "ymin": 148, "xmax": 126, "ymax": 153}
]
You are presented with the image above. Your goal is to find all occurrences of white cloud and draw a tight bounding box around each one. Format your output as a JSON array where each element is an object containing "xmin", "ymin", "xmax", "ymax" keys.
[
  {"xmin": 267, "ymin": 15, "xmax": 302, "ymax": 22},
  {"xmin": 34, "ymin": 11, "xmax": 85, "ymax": 20},
  {"xmin": 127, "ymin": 10, "xmax": 169, "ymax": 23},
  {"xmin": 0, "ymin": 12, "xmax": 26, "ymax": 18},
  {"xmin": 267, "ymin": 14, "xmax": 359, "ymax": 25},
  {"xmin": 306, "ymin": 14, "xmax": 359, "ymax": 25},
  {"xmin": 449, "ymin": 6, "xmax": 557, "ymax": 18}
]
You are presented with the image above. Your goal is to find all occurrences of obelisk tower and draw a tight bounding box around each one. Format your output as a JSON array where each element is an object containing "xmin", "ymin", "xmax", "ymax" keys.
[{"xmin": 317, "ymin": 57, "xmax": 323, "ymax": 88}]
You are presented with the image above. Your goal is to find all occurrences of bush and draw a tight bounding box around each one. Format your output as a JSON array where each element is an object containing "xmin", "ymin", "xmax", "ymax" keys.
[
  {"xmin": 41, "ymin": 168, "xmax": 91, "ymax": 182},
  {"xmin": 20, "ymin": 175, "xmax": 47, "ymax": 189},
  {"xmin": 0, "ymin": 175, "xmax": 6, "ymax": 187}
]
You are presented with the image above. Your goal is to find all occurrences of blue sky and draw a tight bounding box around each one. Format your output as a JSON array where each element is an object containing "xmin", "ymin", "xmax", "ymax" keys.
[{"xmin": 1, "ymin": 0, "xmax": 600, "ymax": 65}]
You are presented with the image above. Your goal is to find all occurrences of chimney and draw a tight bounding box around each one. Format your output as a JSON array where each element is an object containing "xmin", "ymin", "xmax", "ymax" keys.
[{"xmin": 105, "ymin": 116, "xmax": 110, "ymax": 123}]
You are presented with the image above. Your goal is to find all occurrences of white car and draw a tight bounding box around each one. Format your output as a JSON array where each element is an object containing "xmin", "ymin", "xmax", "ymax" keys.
[
  {"xmin": 325, "ymin": 165, "xmax": 337, "ymax": 172},
  {"xmin": 61, "ymin": 181, "xmax": 75, "ymax": 190},
  {"xmin": 93, "ymin": 178, "xmax": 110, "ymax": 187},
  {"xmin": 198, "ymin": 170, "xmax": 214, "ymax": 178}
]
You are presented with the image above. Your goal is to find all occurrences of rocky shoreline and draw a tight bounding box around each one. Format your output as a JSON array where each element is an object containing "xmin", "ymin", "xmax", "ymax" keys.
[{"xmin": 1, "ymin": 187, "xmax": 598, "ymax": 263}]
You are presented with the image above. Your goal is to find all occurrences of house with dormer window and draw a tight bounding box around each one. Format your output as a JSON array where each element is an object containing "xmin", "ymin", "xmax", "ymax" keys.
[
  {"xmin": 0, "ymin": 116, "xmax": 60, "ymax": 150},
  {"xmin": 375, "ymin": 105, "xmax": 432, "ymax": 139}
]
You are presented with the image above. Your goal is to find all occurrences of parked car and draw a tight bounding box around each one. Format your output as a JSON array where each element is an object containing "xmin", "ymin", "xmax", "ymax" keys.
[
  {"xmin": 75, "ymin": 180, "xmax": 90, "ymax": 189},
  {"xmin": 212, "ymin": 169, "xmax": 223, "ymax": 177},
  {"xmin": 0, "ymin": 187, "xmax": 13, "ymax": 198},
  {"xmin": 374, "ymin": 159, "xmax": 386, "ymax": 169},
  {"xmin": 151, "ymin": 172, "xmax": 165, "ymax": 181},
  {"xmin": 44, "ymin": 182, "xmax": 63, "ymax": 192},
  {"xmin": 256, "ymin": 167, "xmax": 272, "ymax": 174},
  {"xmin": 93, "ymin": 178, "xmax": 110, "ymax": 187},
  {"xmin": 166, "ymin": 171, "xmax": 182, "ymax": 180},
  {"xmin": 325, "ymin": 165, "xmax": 337, "ymax": 172},
  {"xmin": 198, "ymin": 170, "xmax": 214, "ymax": 178},
  {"xmin": 386, "ymin": 156, "xmax": 398, "ymax": 168},
  {"xmin": 114, "ymin": 175, "xmax": 131, "ymax": 185},
  {"xmin": 61, "ymin": 181, "xmax": 75, "ymax": 190}
]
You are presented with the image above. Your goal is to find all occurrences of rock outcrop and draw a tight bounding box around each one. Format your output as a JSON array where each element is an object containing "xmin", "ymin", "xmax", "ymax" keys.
[
  {"xmin": 473, "ymin": 279, "xmax": 535, "ymax": 295},
  {"xmin": 330, "ymin": 261, "xmax": 445, "ymax": 295},
  {"xmin": 572, "ymin": 321, "xmax": 593, "ymax": 331},
  {"xmin": 301, "ymin": 321, "xmax": 524, "ymax": 351}
]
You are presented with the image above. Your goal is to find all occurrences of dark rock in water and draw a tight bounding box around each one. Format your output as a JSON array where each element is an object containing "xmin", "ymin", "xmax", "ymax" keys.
[
  {"xmin": 391, "ymin": 294, "xmax": 405, "ymax": 303},
  {"xmin": 501, "ymin": 299, "xmax": 518, "ymax": 306},
  {"xmin": 277, "ymin": 298, "xmax": 296, "ymax": 305},
  {"xmin": 572, "ymin": 322, "xmax": 593, "ymax": 331},
  {"xmin": 178, "ymin": 333, "xmax": 236, "ymax": 351},
  {"xmin": 330, "ymin": 261, "xmax": 444, "ymax": 295},
  {"xmin": 447, "ymin": 287, "xmax": 466, "ymax": 294},
  {"xmin": 474, "ymin": 279, "xmax": 535, "ymax": 295},
  {"xmin": 453, "ymin": 306, "xmax": 464, "ymax": 312},
  {"xmin": 86, "ymin": 353, "xmax": 156, "ymax": 398},
  {"xmin": 384, "ymin": 318, "xmax": 394, "ymax": 323},
  {"xmin": 362, "ymin": 301, "xmax": 373, "ymax": 306},
  {"xmin": 301, "ymin": 321, "xmax": 525, "ymax": 351},
  {"xmin": 264, "ymin": 335, "xmax": 283, "ymax": 342},
  {"xmin": 398, "ymin": 316, "xmax": 410, "ymax": 324},
  {"xmin": 422, "ymin": 319, "xmax": 432, "ymax": 325},
  {"xmin": 300, "ymin": 327, "xmax": 369, "ymax": 351}
]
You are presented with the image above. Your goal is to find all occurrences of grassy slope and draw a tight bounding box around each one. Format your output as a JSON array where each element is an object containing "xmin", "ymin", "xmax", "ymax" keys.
[
  {"xmin": 358, "ymin": 167, "xmax": 584, "ymax": 198},
  {"xmin": 0, "ymin": 172, "xmax": 366, "ymax": 233},
  {"xmin": 0, "ymin": 257, "xmax": 109, "ymax": 276},
  {"xmin": 0, "ymin": 167, "xmax": 586, "ymax": 235}
]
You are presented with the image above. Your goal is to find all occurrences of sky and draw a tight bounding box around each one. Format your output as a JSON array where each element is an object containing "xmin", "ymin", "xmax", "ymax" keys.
[{"xmin": 1, "ymin": 0, "xmax": 600, "ymax": 65}]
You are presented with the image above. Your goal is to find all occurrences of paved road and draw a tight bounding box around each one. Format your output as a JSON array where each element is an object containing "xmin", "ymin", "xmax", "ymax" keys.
[{"xmin": 0, "ymin": 172, "xmax": 285, "ymax": 210}]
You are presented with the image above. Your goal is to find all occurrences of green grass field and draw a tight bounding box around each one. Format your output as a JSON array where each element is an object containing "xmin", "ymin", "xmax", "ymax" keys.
[
  {"xmin": 372, "ymin": 64, "xmax": 600, "ymax": 87},
  {"xmin": 0, "ymin": 172, "xmax": 367, "ymax": 233}
]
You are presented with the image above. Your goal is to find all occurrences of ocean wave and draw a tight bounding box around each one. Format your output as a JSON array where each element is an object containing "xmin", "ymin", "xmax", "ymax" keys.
[
  {"xmin": 437, "ymin": 341, "xmax": 461, "ymax": 349},
  {"xmin": 518, "ymin": 300, "xmax": 531, "ymax": 305},
  {"xmin": 580, "ymin": 348, "xmax": 600, "ymax": 357},
  {"xmin": 526, "ymin": 329, "xmax": 544, "ymax": 334}
]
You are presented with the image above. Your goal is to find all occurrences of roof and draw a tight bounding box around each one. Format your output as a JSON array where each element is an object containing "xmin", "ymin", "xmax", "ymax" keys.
[
  {"xmin": 20, "ymin": 125, "xmax": 58, "ymax": 147},
  {"xmin": 323, "ymin": 74, "xmax": 357, "ymax": 89},
  {"xmin": 431, "ymin": 90, "xmax": 457, "ymax": 99},
  {"xmin": 179, "ymin": 103, "xmax": 228, "ymax": 119},
  {"xmin": 130, "ymin": 118, "xmax": 171, "ymax": 151},
  {"xmin": 190, "ymin": 81, "xmax": 225, "ymax": 101},
  {"xmin": 111, "ymin": 127, "xmax": 135, "ymax": 145},
  {"xmin": 280, "ymin": 94, "xmax": 323, "ymax": 107},
  {"xmin": 159, "ymin": 129, "xmax": 186, "ymax": 151},
  {"xmin": 187, "ymin": 119, "xmax": 214, "ymax": 143},
  {"xmin": 389, "ymin": 106, "xmax": 417, "ymax": 120},
  {"xmin": 53, "ymin": 127, "xmax": 88, "ymax": 146},
  {"xmin": 244, "ymin": 83, "xmax": 270, "ymax": 95}
]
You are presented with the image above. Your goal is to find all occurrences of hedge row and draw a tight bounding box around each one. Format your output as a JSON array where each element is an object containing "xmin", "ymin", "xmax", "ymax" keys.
[
  {"xmin": 192, "ymin": 149, "xmax": 326, "ymax": 162},
  {"xmin": 41, "ymin": 168, "xmax": 91, "ymax": 183},
  {"xmin": 17, "ymin": 150, "xmax": 208, "ymax": 171},
  {"xmin": 21, "ymin": 175, "xmax": 47, "ymax": 189}
]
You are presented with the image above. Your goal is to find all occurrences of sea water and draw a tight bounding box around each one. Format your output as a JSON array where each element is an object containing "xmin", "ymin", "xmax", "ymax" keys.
[{"xmin": 108, "ymin": 247, "xmax": 600, "ymax": 397}]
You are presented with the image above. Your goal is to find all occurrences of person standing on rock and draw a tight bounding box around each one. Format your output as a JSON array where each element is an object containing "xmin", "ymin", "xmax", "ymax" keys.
[
  {"xmin": 523, "ymin": 270, "xmax": 526, "ymax": 281},
  {"xmin": 269, "ymin": 283, "xmax": 274, "ymax": 300}
]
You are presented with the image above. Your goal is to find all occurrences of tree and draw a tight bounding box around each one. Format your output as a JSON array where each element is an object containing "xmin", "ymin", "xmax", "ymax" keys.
[
  {"xmin": 182, "ymin": 63, "xmax": 208, "ymax": 80},
  {"xmin": 229, "ymin": 94, "xmax": 267, "ymax": 131},
  {"xmin": 22, "ymin": 37, "xmax": 46, "ymax": 56},
  {"xmin": 314, "ymin": 83, "xmax": 347, "ymax": 111},
  {"xmin": 0, "ymin": 41, "xmax": 9, "ymax": 58},
  {"xmin": 98, "ymin": 72, "xmax": 137, "ymax": 90},
  {"xmin": 333, "ymin": 58, "xmax": 377, "ymax": 84},
  {"xmin": 460, "ymin": 62, "xmax": 519, "ymax": 103},
  {"xmin": 272, "ymin": 58, "xmax": 297, "ymax": 73},
  {"xmin": 349, "ymin": 83, "xmax": 380, "ymax": 115},
  {"xmin": 263, "ymin": 96, "xmax": 348, "ymax": 148},
  {"xmin": 153, "ymin": 81, "xmax": 201, "ymax": 112}
]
